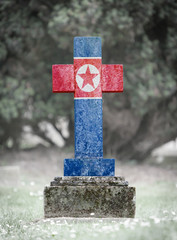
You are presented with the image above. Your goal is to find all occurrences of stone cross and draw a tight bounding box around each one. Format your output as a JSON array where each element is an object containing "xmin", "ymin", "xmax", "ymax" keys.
[{"xmin": 52, "ymin": 37, "xmax": 123, "ymax": 176}]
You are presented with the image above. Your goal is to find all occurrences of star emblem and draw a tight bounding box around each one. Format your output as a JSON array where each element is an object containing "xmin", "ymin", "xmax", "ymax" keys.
[
  {"xmin": 78, "ymin": 66, "xmax": 98, "ymax": 89},
  {"xmin": 76, "ymin": 64, "xmax": 100, "ymax": 92}
]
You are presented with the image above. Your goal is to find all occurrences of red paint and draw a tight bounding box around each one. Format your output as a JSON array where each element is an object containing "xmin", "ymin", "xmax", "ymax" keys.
[
  {"xmin": 102, "ymin": 65, "xmax": 123, "ymax": 92},
  {"xmin": 74, "ymin": 58, "xmax": 102, "ymax": 98},
  {"xmin": 52, "ymin": 61, "xmax": 123, "ymax": 96},
  {"xmin": 52, "ymin": 65, "xmax": 74, "ymax": 93},
  {"xmin": 78, "ymin": 66, "xmax": 98, "ymax": 89}
]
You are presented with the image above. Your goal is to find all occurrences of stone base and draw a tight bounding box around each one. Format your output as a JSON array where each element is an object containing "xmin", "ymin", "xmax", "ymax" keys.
[{"xmin": 44, "ymin": 177, "xmax": 136, "ymax": 218}]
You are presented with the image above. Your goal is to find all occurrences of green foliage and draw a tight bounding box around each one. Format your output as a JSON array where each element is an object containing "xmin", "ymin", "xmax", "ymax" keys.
[
  {"xmin": 0, "ymin": 77, "xmax": 34, "ymax": 121},
  {"xmin": 0, "ymin": 0, "xmax": 176, "ymax": 148},
  {"xmin": 48, "ymin": 0, "xmax": 177, "ymax": 114}
]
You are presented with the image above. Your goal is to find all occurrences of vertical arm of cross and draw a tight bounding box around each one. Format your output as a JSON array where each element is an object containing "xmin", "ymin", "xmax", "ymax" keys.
[
  {"xmin": 52, "ymin": 65, "xmax": 74, "ymax": 92},
  {"xmin": 102, "ymin": 65, "xmax": 123, "ymax": 92}
]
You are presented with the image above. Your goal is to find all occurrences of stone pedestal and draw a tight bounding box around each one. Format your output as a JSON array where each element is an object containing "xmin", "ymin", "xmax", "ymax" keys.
[{"xmin": 44, "ymin": 177, "xmax": 136, "ymax": 218}]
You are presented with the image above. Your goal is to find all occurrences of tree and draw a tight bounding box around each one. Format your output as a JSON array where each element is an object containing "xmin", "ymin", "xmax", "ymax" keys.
[{"xmin": 0, "ymin": 0, "xmax": 176, "ymax": 160}]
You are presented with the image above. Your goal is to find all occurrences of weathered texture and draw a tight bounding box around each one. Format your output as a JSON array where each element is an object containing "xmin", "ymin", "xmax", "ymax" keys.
[
  {"xmin": 44, "ymin": 177, "xmax": 135, "ymax": 218},
  {"xmin": 48, "ymin": 37, "xmax": 135, "ymax": 218},
  {"xmin": 52, "ymin": 37, "xmax": 123, "ymax": 176},
  {"xmin": 51, "ymin": 176, "xmax": 128, "ymax": 186}
]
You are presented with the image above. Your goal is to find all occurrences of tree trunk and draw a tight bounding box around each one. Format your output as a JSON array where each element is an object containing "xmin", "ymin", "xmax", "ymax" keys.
[{"xmin": 103, "ymin": 90, "xmax": 177, "ymax": 161}]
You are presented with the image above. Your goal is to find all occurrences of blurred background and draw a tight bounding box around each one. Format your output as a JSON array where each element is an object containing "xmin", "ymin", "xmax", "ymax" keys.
[
  {"xmin": 1, "ymin": 2, "xmax": 177, "ymax": 238},
  {"xmin": 0, "ymin": 0, "xmax": 177, "ymax": 164}
]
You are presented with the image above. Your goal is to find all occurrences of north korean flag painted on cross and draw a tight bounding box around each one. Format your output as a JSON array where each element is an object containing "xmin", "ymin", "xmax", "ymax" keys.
[
  {"xmin": 52, "ymin": 37, "xmax": 123, "ymax": 176},
  {"xmin": 52, "ymin": 37, "xmax": 123, "ymax": 97}
]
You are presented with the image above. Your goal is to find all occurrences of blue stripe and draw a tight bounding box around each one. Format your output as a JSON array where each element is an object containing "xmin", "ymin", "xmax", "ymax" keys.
[
  {"xmin": 74, "ymin": 37, "xmax": 102, "ymax": 58},
  {"xmin": 74, "ymin": 99, "xmax": 103, "ymax": 159}
]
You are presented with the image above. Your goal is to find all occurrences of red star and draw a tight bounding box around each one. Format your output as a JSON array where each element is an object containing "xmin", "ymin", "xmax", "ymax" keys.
[{"xmin": 78, "ymin": 65, "xmax": 98, "ymax": 89}]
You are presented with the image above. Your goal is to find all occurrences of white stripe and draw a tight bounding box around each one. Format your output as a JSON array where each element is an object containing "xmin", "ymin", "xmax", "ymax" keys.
[
  {"xmin": 74, "ymin": 97, "xmax": 102, "ymax": 99},
  {"xmin": 74, "ymin": 57, "xmax": 102, "ymax": 59}
]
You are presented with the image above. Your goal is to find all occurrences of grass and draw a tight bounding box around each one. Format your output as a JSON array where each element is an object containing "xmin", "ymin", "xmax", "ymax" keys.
[
  {"xmin": 0, "ymin": 179, "xmax": 177, "ymax": 240},
  {"xmin": 0, "ymin": 148, "xmax": 177, "ymax": 239}
]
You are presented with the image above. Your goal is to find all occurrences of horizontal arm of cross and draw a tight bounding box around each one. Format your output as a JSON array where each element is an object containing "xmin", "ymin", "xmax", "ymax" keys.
[
  {"xmin": 52, "ymin": 65, "xmax": 74, "ymax": 93},
  {"xmin": 53, "ymin": 64, "xmax": 123, "ymax": 93},
  {"xmin": 102, "ymin": 64, "xmax": 123, "ymax": 92}
]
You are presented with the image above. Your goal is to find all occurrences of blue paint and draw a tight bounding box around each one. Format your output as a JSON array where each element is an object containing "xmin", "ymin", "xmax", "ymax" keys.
[
  {"xmin": 64, "ymin": 98, "xmax": 115, "ymax": 176},
  {"xmin": 63, "ymin": 36, "xmax": 115, "ymax": 176},
  {"xmin": 75, "ymin": 99, "xmax": 103, "ymax": 159},
  {"xmin": 74, "ymin": 37, "xmax": 102, "ymax": 58},
  {"xmin": 64, "ymin": 158, "xmax": 115, "ymax": 176}
]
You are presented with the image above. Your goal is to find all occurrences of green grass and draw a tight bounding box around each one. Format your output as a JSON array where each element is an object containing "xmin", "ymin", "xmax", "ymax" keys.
[{"xmin": 0, "ymin": 180, "xmax": 177, "ymax": 240}]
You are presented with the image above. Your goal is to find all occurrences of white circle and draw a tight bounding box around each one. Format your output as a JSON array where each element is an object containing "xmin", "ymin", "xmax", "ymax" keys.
[{"xmin": 76, "ymin": 64, "xmax": 100, "ymax": 92}]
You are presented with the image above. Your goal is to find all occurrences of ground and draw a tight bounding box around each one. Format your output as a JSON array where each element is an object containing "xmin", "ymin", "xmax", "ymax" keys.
[{"xmin": 0, "ymin": 147, "xmax": 177, "ymax": 240}]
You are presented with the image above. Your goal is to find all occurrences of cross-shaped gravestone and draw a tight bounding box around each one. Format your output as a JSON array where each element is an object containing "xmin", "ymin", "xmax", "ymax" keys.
[
  {"xmin": 45, "ymin": 37, "xmax": 135, "ymax": 219},
  {"xmin": 52, "ymin": 37, "xmax": 123, "ymax": 176}
]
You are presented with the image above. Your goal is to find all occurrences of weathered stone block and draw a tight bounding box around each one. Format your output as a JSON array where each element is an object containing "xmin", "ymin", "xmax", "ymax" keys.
[{"xmin": 44, "ymin": 177, "xmax": 136, "ymax": 218}]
